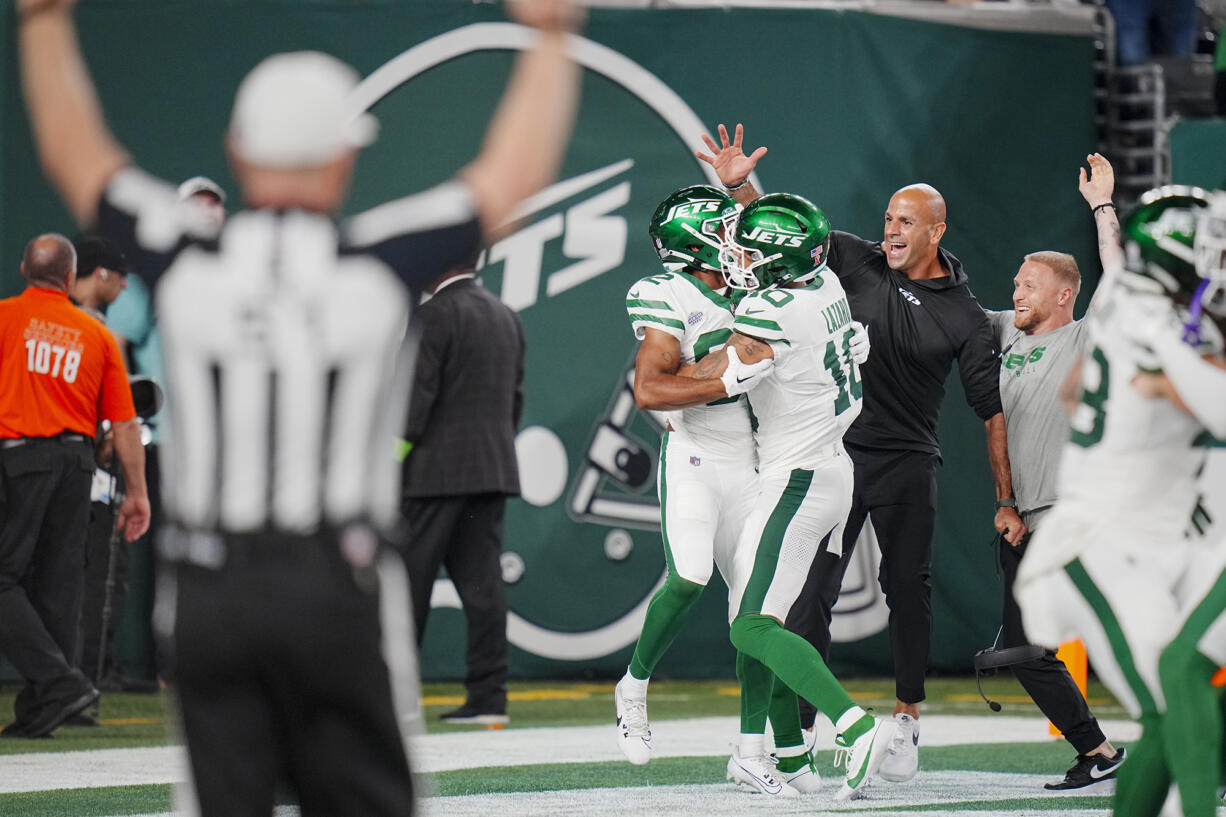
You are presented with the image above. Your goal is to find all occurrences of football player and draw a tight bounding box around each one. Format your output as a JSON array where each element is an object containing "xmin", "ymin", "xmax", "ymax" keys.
[
  {"xmin": 1116, "ymin": 191, "xmax": 1226, "ymax": 817},
  {"xmin": 1015, "ymin": 186, "xmax": 1226, "ymax": 817},
  {"xmin": 684, "ymin": 192, "xmax": 895, "ymax": 802},
  {"xmin": 617, "ymin": 185, "xmax": 819, "ymax": 794}
]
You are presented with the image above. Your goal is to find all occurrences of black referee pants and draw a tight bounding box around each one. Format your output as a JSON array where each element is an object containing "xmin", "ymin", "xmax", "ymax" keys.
[
  {"xmin": 164, "ymin": 528, "xmax": 415, "ymax": 817},
  {"xmin": 787, "ymin": 446, "xmax": 937, "ymax": 726},
  {"xmin": 400, "ymin": 493, "xmax": 508, "ymax": 713},
  {"xmin": 0, "ymin": 440, "xmax": 96, "ymax": 725},
  {"xmin": 999, "ymin": 531, "xmax": 1106, "ymax": 755}
]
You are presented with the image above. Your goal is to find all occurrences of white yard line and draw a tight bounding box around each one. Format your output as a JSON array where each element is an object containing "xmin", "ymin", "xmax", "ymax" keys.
[{"xmin": 419, "ymin": 774, "xmax": 1116, "ymax": 817}]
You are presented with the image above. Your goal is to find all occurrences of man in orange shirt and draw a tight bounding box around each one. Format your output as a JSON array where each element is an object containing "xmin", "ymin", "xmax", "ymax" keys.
[{"xmin": 0, "ymin": 233, "xmax": 149, "ymax": 738}]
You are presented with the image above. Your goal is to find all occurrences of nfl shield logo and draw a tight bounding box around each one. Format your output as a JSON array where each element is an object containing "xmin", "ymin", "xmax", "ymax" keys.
[{"xmin": 689, "ymin": 456, "xmax": 701, "ymax": 467}]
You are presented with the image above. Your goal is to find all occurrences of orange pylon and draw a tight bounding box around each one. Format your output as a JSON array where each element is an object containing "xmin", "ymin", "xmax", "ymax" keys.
[{"xmin": 1050, "ymin": 640, "xmax": 1088, "ymax": 736}]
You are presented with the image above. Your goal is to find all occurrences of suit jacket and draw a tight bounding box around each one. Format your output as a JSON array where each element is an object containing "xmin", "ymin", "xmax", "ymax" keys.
[{"xmin": 402, "ymin": 277, "xmax": 524, "ymax": 498}]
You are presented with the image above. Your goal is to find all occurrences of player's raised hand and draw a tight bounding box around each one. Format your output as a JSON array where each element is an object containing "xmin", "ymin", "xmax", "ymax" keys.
[
  {"xmin": 1078, "ymin": 153, "xmax": 1115, "ymax": 208},
  {"xmin": 697, "ymin": 123, "xmax": 767, "ymax": 187},
  {"xmin": 507, "ymin": 0, "xmax": 585, "ymax": 32}
]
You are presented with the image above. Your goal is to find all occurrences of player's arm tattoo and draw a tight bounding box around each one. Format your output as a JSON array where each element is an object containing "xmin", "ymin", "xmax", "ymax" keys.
[
  {"xmin": 691, "ymin": 353, "xmax": 724, "ymax": 380},
  {"xmin": 728, "ymin": 332, "xmax": 772, "ymax": 363}
]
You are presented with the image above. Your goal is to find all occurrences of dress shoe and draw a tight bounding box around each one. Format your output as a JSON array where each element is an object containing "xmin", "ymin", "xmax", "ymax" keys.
[{"xmin": 22, "ymin": 688, "xmax": 100, "ymax": 738}]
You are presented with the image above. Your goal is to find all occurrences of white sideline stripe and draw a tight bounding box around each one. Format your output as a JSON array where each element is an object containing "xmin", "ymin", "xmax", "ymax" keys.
[
  {"xmin": 416, "ymin": 776, "xmax": 1117, "ymax": 817},
  {"xmin": 103, "ymin": 776, "xmax": 1126, "ymax": 817},
  {"xmin": 0, "ymin": 714, "xmax": 1141, "ymax": 795}
]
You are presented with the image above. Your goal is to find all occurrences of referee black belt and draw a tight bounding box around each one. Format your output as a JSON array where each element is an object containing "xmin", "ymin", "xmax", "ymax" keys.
[{"xmin": 0, "ymin": 432, "xmax": 93, "ymax": 450}]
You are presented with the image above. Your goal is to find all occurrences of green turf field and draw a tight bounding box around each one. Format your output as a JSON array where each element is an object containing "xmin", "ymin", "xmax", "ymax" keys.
[{"xmin": 0, "ymin": 676, "xmax": 1159, "ymax": 817}]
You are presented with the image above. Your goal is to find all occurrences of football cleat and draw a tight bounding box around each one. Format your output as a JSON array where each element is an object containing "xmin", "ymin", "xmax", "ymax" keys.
[
  {"xmin": 833, "ymin": 716, "xmax": 895, "ymax": 801},
  {"xmin": 776, "ymin": 750, "xmax": 822, "ymax": 794},
  {"xmin": 614, "ymin": 678, "xmax": 652, "ymax": 765},
  {"xmin": 726, "ymin": 746, "xmax": 798, "ymax": 797}
]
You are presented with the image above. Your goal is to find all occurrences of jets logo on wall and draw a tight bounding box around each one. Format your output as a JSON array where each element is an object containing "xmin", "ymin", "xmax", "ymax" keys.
[{"xmin": 353, "ymin": 23, "xmax": 884, "ymax": 667}]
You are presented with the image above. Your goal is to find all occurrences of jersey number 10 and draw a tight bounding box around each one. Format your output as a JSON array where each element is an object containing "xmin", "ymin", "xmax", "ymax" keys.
[{"xmin": 824, "ymin": 326, "xmax": 862, "ymax": 415}]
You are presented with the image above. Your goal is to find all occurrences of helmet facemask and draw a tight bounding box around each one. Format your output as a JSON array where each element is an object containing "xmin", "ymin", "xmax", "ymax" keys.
[{"xmin": 1189, "ymin": 193, "xmax": 1226, "ymax": 342}]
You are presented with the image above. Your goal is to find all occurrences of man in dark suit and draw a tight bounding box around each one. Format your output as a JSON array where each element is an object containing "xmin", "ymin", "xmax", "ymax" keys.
[{"xmin": 398, "ymin": 255, "xmax": 524, "ymax": 725}]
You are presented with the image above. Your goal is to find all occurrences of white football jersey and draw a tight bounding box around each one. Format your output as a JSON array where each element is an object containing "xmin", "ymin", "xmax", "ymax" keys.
[
  {"xmin": 626, "ymin": 271, "xmax": 752, "ymax": 458},
  {"xmin": 1053, "ymin": 281, "xmax": 1217, "ymax": 541},
  {"xmin": 732, "ymin": 270, "xmax": 862, "ymax": 474}
]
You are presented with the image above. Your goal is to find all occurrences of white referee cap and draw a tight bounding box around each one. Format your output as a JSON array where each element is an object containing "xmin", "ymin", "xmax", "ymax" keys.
[
  {"xmin": 227, "ymin": 51, "xmax": 378, "ymax": 168},
  {"xmin": 177, "ymin": 176, "xmax": 226, "ymax": 203}
]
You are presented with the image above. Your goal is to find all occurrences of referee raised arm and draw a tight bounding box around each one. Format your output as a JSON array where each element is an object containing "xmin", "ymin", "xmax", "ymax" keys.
[
  {"xmin": 0, "ymin": 234, "xmax": 149, "ymax": 739},
  {"xmin": 17, "ymin": 0, "xmax": 582, "ymax": 813}
]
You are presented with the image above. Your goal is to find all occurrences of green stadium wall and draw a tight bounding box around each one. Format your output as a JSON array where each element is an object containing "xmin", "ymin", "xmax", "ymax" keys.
[{"xmin": 0, "ymin": 1, "xmax": 1099, "ymax": 683}]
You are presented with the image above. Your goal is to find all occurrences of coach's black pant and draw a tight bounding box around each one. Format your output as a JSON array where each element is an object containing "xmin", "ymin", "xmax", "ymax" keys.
[
  {"xmin": 164, "ymin": 528, "xmax": 415, "ymax": 817},
  {"xmin": 400, "ymin": 493, "xmax": 508, "ymax": 714},
  {"xmin": 0, "ymin": 439, "xmax": 97, "ymax": 727},
  {"xmin": 787, "ymin": 446, "xmax": 937, "ymax": 727},
  {"xmin": 999, "ymin": 530, "xmax": 1106, "ymax": 755}
]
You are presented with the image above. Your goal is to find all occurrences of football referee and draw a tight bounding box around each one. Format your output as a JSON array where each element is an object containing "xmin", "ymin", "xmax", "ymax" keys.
[{"xmin": 17, "ymin": 0, "xmax": 582, "ymax": 813}]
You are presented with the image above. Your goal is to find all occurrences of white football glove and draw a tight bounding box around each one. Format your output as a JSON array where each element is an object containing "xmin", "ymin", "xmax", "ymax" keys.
[
  {"xmin": 848, "ymin": 321, "xmax": 870, "ymax": 365},
  {"xmin": 720, "ymin": 345, "xmax": 774, "ymax": 396}
]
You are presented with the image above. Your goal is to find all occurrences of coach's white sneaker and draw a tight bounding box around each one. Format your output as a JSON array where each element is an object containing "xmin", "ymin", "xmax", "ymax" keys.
[
  {"xmin": 833, "ymin": 716, "xmax": 895, "ymax": 801},
  {"xmin": 726, "ymin": 747, "xmax": 799, "ymax": 797},
  {"xmin": 614, "ymin": 679, "xmax": 651, "ymax": 765},
  {"xmin": 878, "ymin": 713, "xmax": 919, "ymax": 782},
  {"xmin": 776, "ymin": 749, "xmax": 822, "ymax": 794}
]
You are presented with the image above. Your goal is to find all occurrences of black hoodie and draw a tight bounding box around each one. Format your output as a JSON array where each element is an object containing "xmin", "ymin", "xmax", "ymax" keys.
[{"xmin": 828, "ymin": 231, "xmax": 1002, "ymax": 456}]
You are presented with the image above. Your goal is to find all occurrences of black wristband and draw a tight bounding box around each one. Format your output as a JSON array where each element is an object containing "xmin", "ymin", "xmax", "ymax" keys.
[
  {"xmin": 725, "ymin": 178, "xmax": 749, "ymax": 192},
  {"xmin": 1092, "ymin": 202, "xmax": 1116, "ymax": 216},
  {"xmin": 994, "ymin": 497, "xmax": 1017, "ymax": 510}
]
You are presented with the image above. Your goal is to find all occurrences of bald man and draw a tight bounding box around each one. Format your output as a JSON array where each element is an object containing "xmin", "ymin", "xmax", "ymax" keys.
[{"xmin": 700, "ymin": 125, "xmax": 1010, "ymax": 782}]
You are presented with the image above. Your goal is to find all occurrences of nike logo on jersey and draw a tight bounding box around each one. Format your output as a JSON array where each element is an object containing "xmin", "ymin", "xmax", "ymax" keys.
[
  {"xmin": 742, "ymin": 307, "xmax": 766, "ymax": 315},
  {"xmin": 897, "ymin": 287, "xmax": 922, "ymax": 306}
]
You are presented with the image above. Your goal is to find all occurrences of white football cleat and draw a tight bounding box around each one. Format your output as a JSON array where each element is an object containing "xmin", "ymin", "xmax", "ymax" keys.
[
  {"xmin": 878, "ymin": 713, "xmax": 919, "ymax": 782},
  {"xmin": 833, "ymin": 716, "xmax": 896, "ymax": 801},
  {"xmin": 614, "ymin": 679, "xmax": 651, "ymax": 765},
  {"xmin": 776, "ymin": 750, "xmax": 822, "ymax": 794},
  {"xmin": 726, "ymin": 747, "xmax": 799, "ymax": 797}
]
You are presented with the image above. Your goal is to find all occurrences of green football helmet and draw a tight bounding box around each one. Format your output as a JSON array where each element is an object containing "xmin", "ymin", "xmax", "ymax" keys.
[
  {"xmin": 1123, "ymin": 185, "xmax": 1226, "ymax": 340},
  {"xmin": 720, "ymin": 192, "xmax": 832, "ymax": 290},
  {"xmin": 648, "ymin": 185, "xmax": 738, "ymax": 274}
]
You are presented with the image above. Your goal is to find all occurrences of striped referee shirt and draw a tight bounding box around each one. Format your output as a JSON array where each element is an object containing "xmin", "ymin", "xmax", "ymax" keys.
[{"xmin": 96, "ymin": 167, "xmax": 481, "ymax": 535}]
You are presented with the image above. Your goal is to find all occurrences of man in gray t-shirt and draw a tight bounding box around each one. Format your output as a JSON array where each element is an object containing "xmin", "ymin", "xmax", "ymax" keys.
[
  {"xmin": 987, "ymin": 307, "xmax": 1087, "ymax": 531},
  {"xmin": 984, "ymin": 241, "xmax": 1124, "ymax": 791}
]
